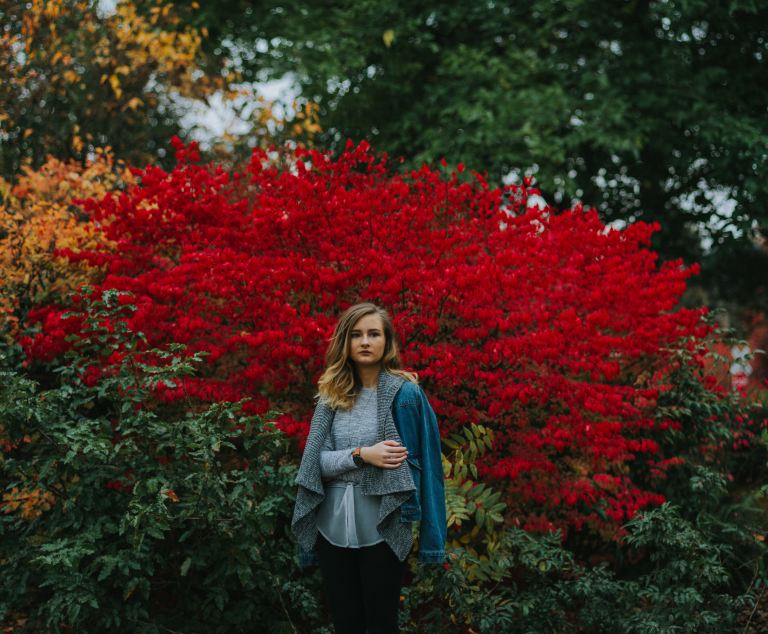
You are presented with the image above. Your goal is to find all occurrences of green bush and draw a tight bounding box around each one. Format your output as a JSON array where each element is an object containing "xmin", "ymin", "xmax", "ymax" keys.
[
  {"xmin": 403, "ymin": 504, "xmax": 754, "ymax": 633},
  {"xmin": 3, "ymin": 289, "xmax": 767, "ymax": 632},
  {"xmin": 401, "ymin": 337, "xmax": 768, "ymax": 632},
  {"xmin": 0, "ymin": 290, "xmax": 326, "ymax": 633},
  {"xmin": 641, "ymin": 339, "xmax": 768, "ymax": 595}
]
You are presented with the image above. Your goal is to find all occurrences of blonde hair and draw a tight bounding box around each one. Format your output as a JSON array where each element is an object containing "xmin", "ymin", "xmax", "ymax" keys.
[{"xmin": 317, "ymin": 302, "xmax": 417, "ymax": 410}]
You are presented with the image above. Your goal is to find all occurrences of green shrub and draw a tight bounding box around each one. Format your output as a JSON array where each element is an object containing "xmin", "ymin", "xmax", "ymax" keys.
[
  {"xmin": 403, "ymin": 503, "xmax": 753, "ymax": 633},
  {"xmin": 0, "ymin": 290, "xmax": 326, "ymax": 633},
  {"xmin": 3, "ymin": 288, "xmax": 767, "ymax": 633},
  {"xmin": 401, "ymin": 341, "xmax": 768, "ymax": 633},
  {"xmin": 642, "ymin": 339, "xmax": 768, "ymax": 594}
]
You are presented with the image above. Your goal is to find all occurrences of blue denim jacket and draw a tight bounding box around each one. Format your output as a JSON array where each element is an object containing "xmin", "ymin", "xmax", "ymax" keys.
[
  {"xmin": 297, "ymin": 380, "xmax": 447, "ymax": 566},
  {"xmin": 392, "ymin": 381, "xmax": 447, "ymax": 564}
]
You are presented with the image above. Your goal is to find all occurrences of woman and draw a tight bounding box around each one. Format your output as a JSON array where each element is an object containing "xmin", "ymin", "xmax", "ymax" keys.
[{"xmin": 292, "ymin": 302, "xmax": 446, "ymax": 634}]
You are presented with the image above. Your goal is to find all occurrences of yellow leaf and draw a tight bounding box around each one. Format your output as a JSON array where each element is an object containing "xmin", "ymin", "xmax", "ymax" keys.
[
  {"xmin": 108, "ymin": 74, "xmax": 122, "ymax": 99},
  {"xmin": 382, "ymin": 29, "xmax": 395, "ymax": 48},
  {"xmin": 23, "ymin": 128, "xmax": 33, "ymax": 139},
  {"xmin": 124, "ymin": 97, "xmax": 143, "ymax": 111}
]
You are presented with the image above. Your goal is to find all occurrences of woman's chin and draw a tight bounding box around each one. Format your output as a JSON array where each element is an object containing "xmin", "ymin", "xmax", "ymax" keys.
[{"xmin": 354, "ymin": 356, "xmax": 382, "ymax": 367}]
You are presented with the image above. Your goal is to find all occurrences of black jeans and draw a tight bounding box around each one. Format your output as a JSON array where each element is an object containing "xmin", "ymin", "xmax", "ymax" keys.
[{"xmin": 316, "ymin": 533, "xmax": 408, "ymax": 634}]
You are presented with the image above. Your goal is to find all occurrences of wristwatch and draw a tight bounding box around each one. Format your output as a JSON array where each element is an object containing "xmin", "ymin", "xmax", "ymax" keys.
[{"xmin": 352, "ymin": 446, "xmax": 366, "ymax": 467}]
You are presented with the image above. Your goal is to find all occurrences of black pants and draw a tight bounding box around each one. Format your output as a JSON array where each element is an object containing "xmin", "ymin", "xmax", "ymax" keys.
[{"xmin": 316, "ymin": 533, "xmax": 408, "ymax": 634}]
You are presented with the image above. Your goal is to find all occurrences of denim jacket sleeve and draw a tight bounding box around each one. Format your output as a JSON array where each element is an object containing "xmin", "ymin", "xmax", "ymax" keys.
[{"xmin": 393, "ymin": 382, "xmax": 447, "ymax": 564}]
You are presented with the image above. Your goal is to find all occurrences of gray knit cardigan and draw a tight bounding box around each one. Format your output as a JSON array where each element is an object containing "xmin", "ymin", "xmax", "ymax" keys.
[{"xmin": 291, "ymin": 370, "xmax": 417, "ymax": 562}]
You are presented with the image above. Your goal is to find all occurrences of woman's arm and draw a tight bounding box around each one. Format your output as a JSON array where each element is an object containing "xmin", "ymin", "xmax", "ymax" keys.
[
  {"xmin": 319, "ymin": 431, "xmax": 358, "ymax": 479},
  {"xmin": 319, "ymin": 449, "xmax": 358, "ymax": 478},
  {"xmin": 320, "ymin": 441, "xmax": 408, "ymax": 476}
]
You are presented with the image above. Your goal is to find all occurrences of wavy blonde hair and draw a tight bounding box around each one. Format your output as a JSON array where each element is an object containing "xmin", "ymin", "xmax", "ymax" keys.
[{"xmin": 317, "ymin": 302, "xmax": 417, "ymax": 410}]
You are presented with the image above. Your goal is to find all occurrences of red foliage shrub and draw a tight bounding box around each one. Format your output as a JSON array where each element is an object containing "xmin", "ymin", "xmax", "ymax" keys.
[{"xmin": 22, "ymin": 140, "xmax": 712, "ymax": 538}]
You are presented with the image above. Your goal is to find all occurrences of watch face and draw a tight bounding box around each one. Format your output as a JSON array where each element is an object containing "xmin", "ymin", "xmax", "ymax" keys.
[{"xmin": 353, "ymin": 454, "xmax": 365, "ymax": 467}]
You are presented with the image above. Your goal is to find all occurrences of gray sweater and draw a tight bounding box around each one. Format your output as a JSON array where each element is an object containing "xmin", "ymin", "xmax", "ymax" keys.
[
  {"xmin": 319, "ymin": 386, "xmax": 379, "ymax": 482},
  {"xmin": 317, "ymin": 387, "xmax": 383, "ymax": 547}
]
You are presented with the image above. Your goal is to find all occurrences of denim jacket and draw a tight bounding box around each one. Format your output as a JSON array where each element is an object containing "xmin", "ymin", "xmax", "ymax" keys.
[
  {"xmin": 392, "ymin": 380, "xmax": 447, "ymax": 564},
  {"xmin": 297, "ymin": 379, "xmax": 446, "ymax": 566}
]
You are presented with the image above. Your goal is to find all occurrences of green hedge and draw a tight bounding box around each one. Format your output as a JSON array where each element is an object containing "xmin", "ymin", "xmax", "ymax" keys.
[
  {"xmin": 0, "ymin": 290, "xmax": 327, "ymax": 633},
  {"xmin": 2, "ymin": 290, "xmax": 767, "ymax": 632}
]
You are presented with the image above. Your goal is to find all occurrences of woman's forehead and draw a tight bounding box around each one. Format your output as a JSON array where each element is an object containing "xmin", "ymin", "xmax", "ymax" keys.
[{"xmin": 351, "ymin": 313, "xmax": 384, "ymax": 330}]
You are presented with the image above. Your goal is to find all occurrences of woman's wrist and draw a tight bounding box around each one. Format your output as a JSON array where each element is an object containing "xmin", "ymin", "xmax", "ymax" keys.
[
  {"xmin": 351, "ymin": 446, "xmax": 368, "ymax": 467},
  {"xmin": 359, "ymin": 446, "xmax": 369, "ymax": 463}
]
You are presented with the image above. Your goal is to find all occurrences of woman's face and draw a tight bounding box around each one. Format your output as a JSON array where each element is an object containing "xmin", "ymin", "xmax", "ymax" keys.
[{"xmin": 348, "ymin": 313, "xmax": 386, "ymax": 369}]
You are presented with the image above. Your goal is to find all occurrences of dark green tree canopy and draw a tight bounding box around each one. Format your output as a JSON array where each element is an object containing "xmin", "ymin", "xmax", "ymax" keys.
[{"xmin": 194, "ymin": 0, "xmax": 768, "ymax": 309}]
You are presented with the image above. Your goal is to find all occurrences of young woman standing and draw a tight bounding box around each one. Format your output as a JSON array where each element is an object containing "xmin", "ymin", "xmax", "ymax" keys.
[{"xmin": 292, "ymin": 302, "xmax": 447, "ymax": 634}]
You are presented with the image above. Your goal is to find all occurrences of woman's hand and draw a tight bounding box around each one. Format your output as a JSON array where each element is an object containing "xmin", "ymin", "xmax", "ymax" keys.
[{"xmin": 361, "ymin": 440, "xmax": 408, "ymax": 469}]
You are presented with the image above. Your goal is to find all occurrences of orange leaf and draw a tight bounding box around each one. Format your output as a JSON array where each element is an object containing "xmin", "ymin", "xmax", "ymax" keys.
[{"xmin": 163, "ymin": 489, "xmax": 179, "ymax": 502}]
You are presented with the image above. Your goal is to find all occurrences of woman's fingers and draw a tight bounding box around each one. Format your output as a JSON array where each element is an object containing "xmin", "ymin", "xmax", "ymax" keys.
[
  {"xmin": 384, "ymin": 452, "xmax": 407, "ymax": 468},
  {"xmin": 368, "ymin": 441, "xmax": 408, "ymax": 468}
]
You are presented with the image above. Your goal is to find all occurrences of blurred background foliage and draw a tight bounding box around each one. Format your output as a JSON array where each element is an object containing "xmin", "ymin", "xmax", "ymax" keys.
[
  {"xmin": 2, "ymin": 0, "xmax": 766, "ymax": 313},
  {"xmin": 188, "ymin": 0, "xmax": 768, "ymax": 313},
  {"xmin": 0, "ymin": 0, "xmax": 229, "ymax": 174},
  {"xmin": 0, "ymin": 0, "xmax": 320, "ymax": 176}
]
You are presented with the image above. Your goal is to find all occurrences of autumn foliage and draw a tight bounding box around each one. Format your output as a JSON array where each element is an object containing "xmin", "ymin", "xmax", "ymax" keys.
[
  {"xmin": 0, "ymin": 0, "xmax": 231, "ymax": 177},
  {"xmin": 0, "ymin": 151, "xmax": 131, "ymax": 342},
  {"xmin": 21, "ymin": 140, "xmax": 712, "ymax": 539}
]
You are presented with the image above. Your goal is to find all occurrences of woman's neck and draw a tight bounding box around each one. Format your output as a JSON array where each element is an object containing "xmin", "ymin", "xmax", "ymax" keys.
[{"xmin": 357, "ymin": 365, "xmax": 381, "ymax": 388}]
